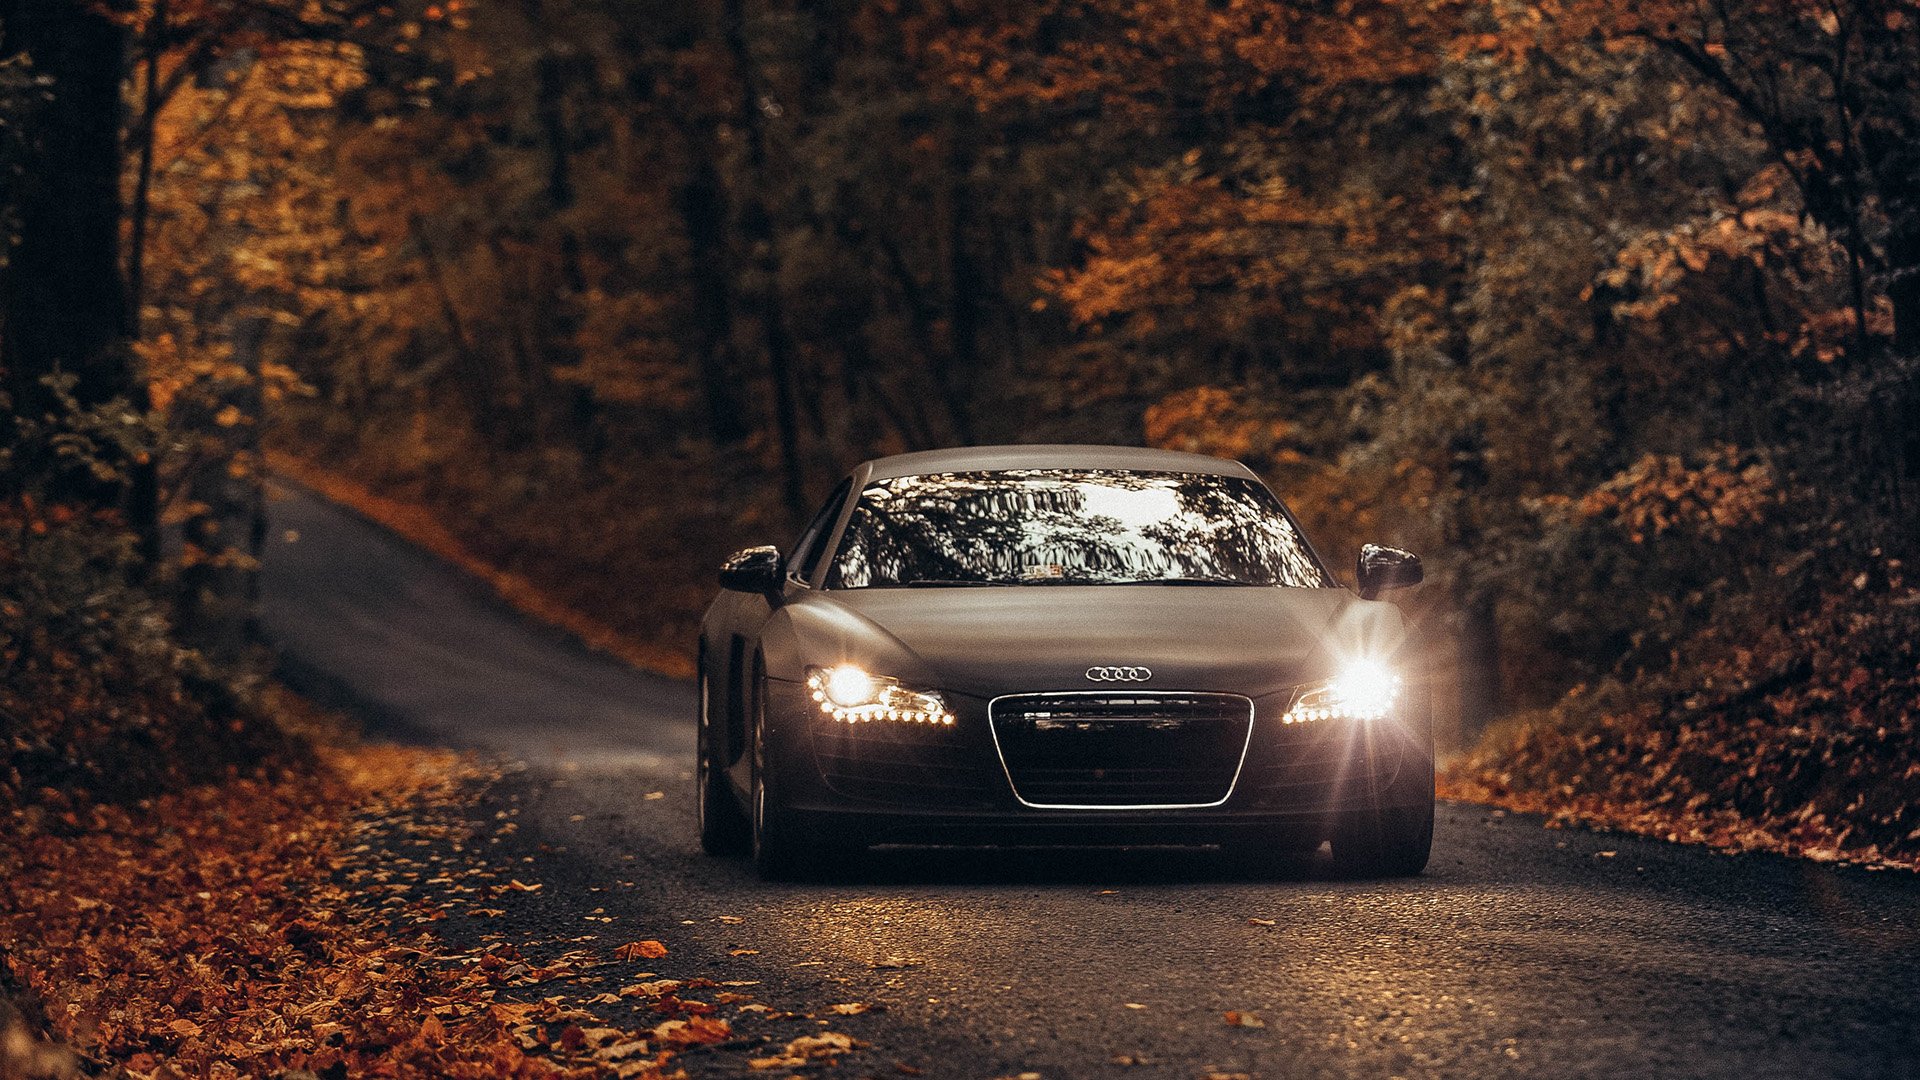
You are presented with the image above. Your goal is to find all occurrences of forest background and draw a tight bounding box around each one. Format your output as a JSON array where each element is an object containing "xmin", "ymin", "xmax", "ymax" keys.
[{"xmin": 1, "ymin": 0, "xmax": 1918, "ymax": 865}]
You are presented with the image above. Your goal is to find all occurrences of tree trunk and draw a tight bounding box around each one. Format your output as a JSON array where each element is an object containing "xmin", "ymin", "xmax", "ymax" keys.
[
  {"xmin": 678, "ymin": 154, "xmax": 750, "ymax": 447},
  {"xmin": 939, "ymin": 123, "xmax": 981, "ymax": 444},
  {"xmin": 723, "ymin": 0, "xmax": 808, "ymax": 528},
  {"xmin": 1455, "ymin": 587, "xmax": 1503, "ymax": 746},
  {"xmin": 0, "ymin": 1, "xmax": 131, "ymax": 409}
]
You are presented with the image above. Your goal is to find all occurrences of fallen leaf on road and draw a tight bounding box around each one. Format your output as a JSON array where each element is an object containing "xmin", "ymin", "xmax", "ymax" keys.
[
  {"xmin": 595, "ymin": 1040, "xmax": 650, "ymax": 1062},
  {"xmin": 619, "ymin": 979, "xmax": 680, "ymax": 997},
  {"xmin": 615, "ymin": 940, "xmax": 669, "ymax": 960},
  {"xmin": 870, "ymin": 956, "xmax": 920, "ymax": 969},
  {"xmin": 168, "ymin": 1019, "xmax": 202, "ymax": 1038},
  {"xmin": 1248, "ymin": 918, "xmax": 1274, "ymax": 926},
  {"xmin": 729, "ymin": 948, "xmax": 760, "ymax": 956},
  {"xmin": 1595, "ymin": 851, "xmax": 1618, "ymax": 858},
  {"xmin": 508, "ymin": 879, "xmax": 544, "ymax": 891},
  {"xmin": 716, "ymin": 915, "xmax": 744, "ymax": 923},
  {"xmin": 1203, "ymin": 1073, "xmax": 1250, "ymax": 1080},
  {"xmin": 466, "ymin": 908, "xmax": 506, "ymax": 917},
  {"xmin": 577, "ymin": 1026, "xmax": 625, "ymax": 1048},
  {"xmin": 1111, "ymin": 1055, "xmax": 1156, "ymax": 1065},
  {"xmin": 751, "ymin": 1030, "xmax": 859, "ymax": 1068},
  {"xmin": 787, "ymin": 1033, "xmax": 859, "ymax": 1055},
  {"xmin": 1123, "ymin": 1003, "xmax": 1146, "ymax": 1010},
  {"xmin": 643, "ymin": 792, "xmax": 665, "ymax": 800},
  {"xmin": 1224, "ymin": 1011, "xmax": 1265, "ymax": 1028},
  {"xmin": 830, "ymin": 1003, "xmax": 878, "ymax": 1015}
]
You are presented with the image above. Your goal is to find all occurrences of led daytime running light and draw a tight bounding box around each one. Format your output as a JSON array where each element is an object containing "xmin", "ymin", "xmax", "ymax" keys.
[
  {"xmin": 1282, "ymin": 662, "xmax": 1403, "ymax": 724},
  {"xmin": 806, "ymin": 666, "xmax": 954, "ymax": 726}
]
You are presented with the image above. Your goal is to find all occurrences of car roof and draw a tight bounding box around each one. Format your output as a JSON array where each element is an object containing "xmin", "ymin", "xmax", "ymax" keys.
[{"xmin": 860, "ymin": 444, "xmax": 1260, "ymax": 482}]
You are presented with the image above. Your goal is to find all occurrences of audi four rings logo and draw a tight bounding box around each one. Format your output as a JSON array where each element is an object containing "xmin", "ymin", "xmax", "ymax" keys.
[{"xmin": 1086, "ymin": 666, "xmax": 1152, "ymax": 682}]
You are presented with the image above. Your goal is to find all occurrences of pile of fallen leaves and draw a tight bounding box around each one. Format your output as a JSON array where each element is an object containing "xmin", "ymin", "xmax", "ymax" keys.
[
  {"xmin": 0, "ymin": 499, "xmax": 304, "ymax": 809},
  {"xmin": 0, "ymin": 695, "xmax": 750, "ymax": 1080},
  {"xmin": 1443, "ymin": 587, "xmax": 1920, "ymax": 870}
]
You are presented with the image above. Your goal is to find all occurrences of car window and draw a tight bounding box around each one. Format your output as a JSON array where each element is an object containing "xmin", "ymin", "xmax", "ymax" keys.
[
  {"xmin": 824, "ymin": 469, "xmax": 1331, "ymax": 589},
  {"xmin": 787, "ymin": 479, "xmax": 852, "ymax": 582}
]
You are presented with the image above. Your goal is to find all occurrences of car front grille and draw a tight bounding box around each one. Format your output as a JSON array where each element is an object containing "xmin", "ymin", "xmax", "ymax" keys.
[{"xmin": 988, "ymin": 692, "xmax": 1254, "ymax": 808}]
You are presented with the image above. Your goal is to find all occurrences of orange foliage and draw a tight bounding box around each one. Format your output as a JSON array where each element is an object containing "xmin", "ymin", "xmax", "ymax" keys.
[
  {"xmin": 918, "ymin": 0, "xmax": 1469, "ymax": 114},
  {"xmin": 1575, "ymin": 446, "xmax": 1775, "ymax": 544},
  {"xmin": 1142, "ymin": 386, "xmax": 1301, "ymax": 467},
  {"xmin": 1443, "ymin": 590, "xmax": 1920, "ymax": 871},
  {"xmin": 0, "ymin": 697, "xmax": 739, "ymax": 1080}
]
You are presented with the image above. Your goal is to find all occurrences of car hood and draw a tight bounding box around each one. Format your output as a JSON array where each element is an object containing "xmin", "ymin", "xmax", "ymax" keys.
[{"xmin": 767, "ymin": 585, "xmax": 1408, "ymax": 701}]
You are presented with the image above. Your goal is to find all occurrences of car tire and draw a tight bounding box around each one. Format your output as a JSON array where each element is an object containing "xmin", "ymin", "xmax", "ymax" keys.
[
  {"xmin": 697, "ymin": 646, "xmax": 749, "ymax": 856},
  {"xmin": 1331, "ymin": 798, "xmax": 1434, "ymax": 878},
  {"xmin": 747, "ymin": 657, "xmax": 815, "ymax": 880},
  {"xmin": 748, "ymin": 661, "xmax": 864, "ymax": 881},
  {"xmin": 749, "ymin": 762, "xmax": 809, "ymax": 880}
]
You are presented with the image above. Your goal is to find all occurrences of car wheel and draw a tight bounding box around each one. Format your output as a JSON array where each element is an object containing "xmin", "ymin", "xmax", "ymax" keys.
[
  {"xmin": 748, "ymin": 661, "xmax": 861, "ymax": 881},
  {"xmin": 697, "ymin": 647, "xmax": 749, "ymax": 856},
  {"xmin": 747, "ymin": 657, "xmax": 812, "ymax": 879},
  {"xmin": 749, "ymin": 762, "xmax": 807, "ymax": 880},
  {"xmin": 1331, "ymin": 798, "xmax": 1434, "ymax": 878}
]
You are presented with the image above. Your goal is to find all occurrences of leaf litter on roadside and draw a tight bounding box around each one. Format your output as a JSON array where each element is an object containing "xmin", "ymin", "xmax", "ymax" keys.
[{"xmin": 0, "ymin": 706, "xmax": 868, "ymax": 1080}]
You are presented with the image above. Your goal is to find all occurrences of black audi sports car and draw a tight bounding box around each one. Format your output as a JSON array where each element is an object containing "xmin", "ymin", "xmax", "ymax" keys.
[{"xmin": 696, "ymin": 445, "xmax": 1432, "ymax": 878}]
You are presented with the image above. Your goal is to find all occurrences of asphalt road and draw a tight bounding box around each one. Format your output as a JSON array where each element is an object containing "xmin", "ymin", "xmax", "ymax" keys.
[{"xmin": 259, "ymin": 481, "xmax": 1920, "ymax": 1080}]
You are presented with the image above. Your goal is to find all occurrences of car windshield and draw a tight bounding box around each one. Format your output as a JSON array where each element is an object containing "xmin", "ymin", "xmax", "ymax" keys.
[{"xmin": 824, "ymin": 469, "xmax": 1331, "ymax": 589}]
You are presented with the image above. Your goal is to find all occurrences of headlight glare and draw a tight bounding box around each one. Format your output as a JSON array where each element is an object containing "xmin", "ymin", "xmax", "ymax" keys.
[
  {"xmin": 806, "ymin": 665, "xmax": 953, "ymax": 726},
  {"xmin": 823, "ymin": 665, "xmax": 880, "ymax": 708},
  {"xmin": 1283, "ymin": 659, "xmax": 1403, "ymax": 724}
]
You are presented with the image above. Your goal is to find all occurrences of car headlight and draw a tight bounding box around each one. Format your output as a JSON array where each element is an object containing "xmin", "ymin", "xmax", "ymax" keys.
[
  {"xmin": 806, "ymin": 665, "xmax": 953, "ymax": 725},
  {"xmin": 1281, "ymin": 658, "xmax": 1403, "ymax": 724}
]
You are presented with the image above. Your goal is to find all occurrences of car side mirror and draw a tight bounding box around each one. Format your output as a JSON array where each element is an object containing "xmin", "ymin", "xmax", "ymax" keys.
[
  {"xmin": 719, "ymin": 545, "xmax": 785, "ymax": 594},
  {"xmin": 1357, "ymin": 544, "xmax": 1422, "ymax": 600}
]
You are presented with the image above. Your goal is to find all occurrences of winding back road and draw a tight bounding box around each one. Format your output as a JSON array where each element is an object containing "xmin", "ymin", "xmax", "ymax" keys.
[{"xmin": 260, "ymin": 481, "xmax": 1920, "ymax": 1080}]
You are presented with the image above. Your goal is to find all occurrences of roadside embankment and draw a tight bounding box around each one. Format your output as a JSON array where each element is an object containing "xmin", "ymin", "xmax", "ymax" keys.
[{"xmin": 1442, "ymin": 591, "xmax": 1920, "ymax": 871}]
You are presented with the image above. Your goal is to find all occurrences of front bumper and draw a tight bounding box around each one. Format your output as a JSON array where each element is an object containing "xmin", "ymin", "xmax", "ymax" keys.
[{"xmin": 763, "ymin": 678, "xmax": 1433, "ymax": 849}]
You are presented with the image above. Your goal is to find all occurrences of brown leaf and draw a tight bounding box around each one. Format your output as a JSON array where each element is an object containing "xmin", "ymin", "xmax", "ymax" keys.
[
  {"xmin": 783, "ymin": 1031, "xmax": 859, "ymax": 1057},
  {"xmin": 616, "ymin": 940, "xmax": 669, "ymax": 961},
  {"xmin": 1224, "ymin": 1011, "xmax": 1265, "ymax": 1028},
  {"xmin": 596, "ymin": 1040, "xmax": 651, "ymax": 1062}
]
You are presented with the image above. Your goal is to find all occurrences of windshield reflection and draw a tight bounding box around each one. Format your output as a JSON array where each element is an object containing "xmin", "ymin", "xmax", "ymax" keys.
[{"xmin": 825, "ymin": 469, "xmax": 1331, "ymax": 589}]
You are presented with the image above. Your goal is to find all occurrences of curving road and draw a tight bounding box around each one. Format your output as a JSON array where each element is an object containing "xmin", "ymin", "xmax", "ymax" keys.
[{"xmin": 260, "ymin": 480, "xmax": 1920, "ymax": 1080}]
